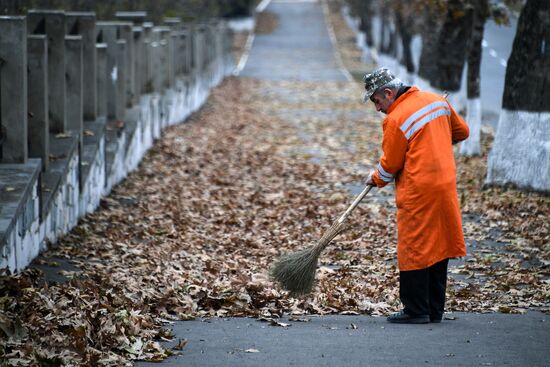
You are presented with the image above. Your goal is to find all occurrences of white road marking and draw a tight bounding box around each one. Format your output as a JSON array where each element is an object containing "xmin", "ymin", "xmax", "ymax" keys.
[
  {"xmin": 256, "ymin": 0, "xmax": 273, "ymax": 12},
  {"xmin": 234, "ymin": 0, "xmax": 273, "ymax": 75},
  {"xmin": 234, "ymin": 33, "xmax": 256, "ymax": 76},
  {"xmin": 482, "ymin": 40, "xmax": 507, "ymax": 68}
]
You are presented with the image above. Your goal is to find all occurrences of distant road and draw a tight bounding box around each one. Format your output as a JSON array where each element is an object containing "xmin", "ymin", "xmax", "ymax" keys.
[
  {"xmin": 240, "ymin": 0, "xmax": 348, "ymax": 81},
  {"xmin": 480, "ymin": 17, "xmax": 518, "ymax": 128}
]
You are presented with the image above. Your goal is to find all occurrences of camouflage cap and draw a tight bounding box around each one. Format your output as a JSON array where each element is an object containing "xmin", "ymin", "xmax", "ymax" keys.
[{"xmin": 363, "ymin": 67, "xmax": 396, "ymax": 102}]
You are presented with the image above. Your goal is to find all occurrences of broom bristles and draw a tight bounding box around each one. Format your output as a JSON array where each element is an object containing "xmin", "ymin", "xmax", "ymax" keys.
[{"xmin": 269, "ymin": 220, "xmax": 347, "ymax": 295}]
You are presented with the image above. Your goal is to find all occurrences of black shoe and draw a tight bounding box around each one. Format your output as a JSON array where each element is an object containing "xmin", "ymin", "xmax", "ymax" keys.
[
  {"xmin": 387, "ymin": 310, "xmax": 429, "ymax": 324},
  {"xmin": 430, "ymin": 313, "xmax": 443, "ymax": 323}
]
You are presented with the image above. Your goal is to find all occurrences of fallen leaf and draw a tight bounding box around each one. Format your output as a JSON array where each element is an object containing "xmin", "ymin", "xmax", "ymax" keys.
[{"xmin": 173, "ymin": 339, "xmax": 188, "ymax": 350}]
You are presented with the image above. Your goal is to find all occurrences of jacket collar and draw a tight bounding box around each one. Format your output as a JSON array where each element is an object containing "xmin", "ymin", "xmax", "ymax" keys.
[{"xmin": 387, "ymin": 86, "xmax": 418, "ymax": 114}]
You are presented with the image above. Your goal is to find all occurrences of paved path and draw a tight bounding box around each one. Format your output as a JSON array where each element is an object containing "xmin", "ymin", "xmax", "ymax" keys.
[
  {"xmin": 240, "ymin": 0, "xmax": 347, "ymax": 81},
  {"xmin": 139, "ymin": 313, "xmax": 548, "ymax": 367},
  {"xmin": 138, "ymin": 1, "xmax": 549, "ymax": 366}
]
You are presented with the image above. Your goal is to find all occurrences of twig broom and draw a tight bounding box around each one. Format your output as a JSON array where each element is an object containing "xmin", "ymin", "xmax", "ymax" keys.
[{"xmin": 270, "ymin": 184, "xmax": 374, "ymax": 296}]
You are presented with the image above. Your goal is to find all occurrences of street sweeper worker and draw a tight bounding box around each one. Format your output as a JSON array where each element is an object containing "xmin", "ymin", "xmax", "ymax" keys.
[{"xmin": 363, "ymin": 67, "xmax": 469, "ymax": 324}]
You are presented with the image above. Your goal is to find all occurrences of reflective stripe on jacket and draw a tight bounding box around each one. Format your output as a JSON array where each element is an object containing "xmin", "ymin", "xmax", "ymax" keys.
[{"xmin": 372, "ymin": 86, "xmax": 469, "ymax": 271}]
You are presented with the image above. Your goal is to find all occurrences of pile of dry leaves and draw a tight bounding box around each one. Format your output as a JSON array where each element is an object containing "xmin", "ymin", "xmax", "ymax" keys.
[{"xmin": 1, "ymin": 76, "xmax": 548, "ymax": 366}]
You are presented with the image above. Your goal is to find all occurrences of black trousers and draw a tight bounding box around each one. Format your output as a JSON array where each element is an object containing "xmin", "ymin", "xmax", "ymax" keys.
[{"xmin": 399, "ymin": 258, "xmax": 449, "ymax": 319}]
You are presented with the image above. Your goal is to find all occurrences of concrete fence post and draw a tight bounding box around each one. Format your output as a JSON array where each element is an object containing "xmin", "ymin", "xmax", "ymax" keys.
[
  {"xmin": 164, "ymin": 18, "xmax": 181, "ymax": 79},
  {"xmin": 96, "ymin": 23, "xmax": 119, "ymax": 119},
  {"xmin": 170, "ymin": 32, "xmax": 178, "ymax": 84},
  {"xmin": 65, "ymin": 35, "xmax": 83, "ymax": 151},
  {"xmin": 181, "ymin": 27, "xmax": 192, "ymax": 75},
  {"xmin": 0, "ymin": 16, "xmax": 28, "ymax": 163},
  {"xmin": 193, "ymin": 25, "xmax": 204, "ymax": 76},
  {"xmin": 27, "ymin": 34, "xmax": 49, "ymax": 171},
  {"xmin": 152, "ymin": 27, "xmax": 170, "ymax": 89},
  {"xmin": 96, "ymin": 43, "xmax": 108, "ymax": 119},
  {"xmin": 27, "ymin": 10, "xmax": 66, "ymax": 134},
  {"xmin": 164, "ymin": 17, "xmax": 181, "ymax": 29},
  {"xmin": 173, "ymin": 31, "xmax": 184, "ymax": 76},
  {"xmin": 169, "ymin": 31, "xmax": 181, "ymax": 83},
  {"xmin": 66, "ymin": 12, "xmax": 96, "ymax": 122},
  {"xmin": 207, "ymin": 23, "xmax": 215, "ymax": 67},
  {"xmin": 161, "ymin": 29, "xmax": 172, "ymax": 89},
  {"xmin": 116, "ymin": 39, "xmax": 127, "ymax": 120},
  {"xmin": 115, "ymin": 12, "xmax": 147, "ymax": 101},
  {"xmin": 115, "ymin": 11, "xmax": 147, "ymax": 26},
  {"xmin": 117, "ymin": 23, "xmax": 134, "ymax": 106},
  {"xmin": 150, "ymin": 39, "xmax": 161, "ymax": 93},
  {"xmin": 142, "ymin": 22, "xmax": 154, "ymax": 94},
  {"xmin": 132, "ymin": 27, "xmax": 143, "ymax": 99}
]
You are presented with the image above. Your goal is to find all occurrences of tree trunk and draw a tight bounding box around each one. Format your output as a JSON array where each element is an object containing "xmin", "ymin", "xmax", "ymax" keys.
[
  {"xmin": 379, "ymin": 12, "xmax": 389, "ymax": 54},
  {"xmin": 417, "ymin": 4, "xmax": 441, "ymax": 85},
  {"xmin": 395, "ymin": 10, "xmax": 414, "ymax": 73},
  {"xmin": 387, "ymin": 21, "xmax": 398, "ymax": 58},
  {"xmin": 460, "ymin": 0, "xmax": 489, "ymax": 156},
  {"xmin": 347, "ymin": 0, "xmax": 375, "ymax": 47},
  {"xmin": 358, "ymin": 5, "xmax": 377, "ymax": 64},
  {"xmin": 501, "ymin": 0, "xmax": 550, "ymax": 111},
  {"xmin": 486, "ymin": 0, "xmax": 550, "ymax": 192},
  {"xmin": 360, "ymin": 14, "xmax": 374, "ymax": 47},
  {"xmin": 431, "ymin": 0, "xmax": 473, "ymax": 91}
]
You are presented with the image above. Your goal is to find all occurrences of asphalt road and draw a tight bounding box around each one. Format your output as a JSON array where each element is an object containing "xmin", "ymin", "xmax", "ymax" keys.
[
  {"xmin": 138, "ymin": 313, "xmax": 549, "ymax": 367},
  {"xmin": 479, "ymin": 18, "xmax": 517, "ymax": 127}
]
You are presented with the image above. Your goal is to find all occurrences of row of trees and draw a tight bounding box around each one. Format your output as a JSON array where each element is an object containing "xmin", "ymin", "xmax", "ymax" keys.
[
  {"xmin": 345, "ymin": 0, "xmax": 549, "ymax": 192},
  {"xmin": 1, "ymin": 0, "xmax": 257, "ymax": 21}
]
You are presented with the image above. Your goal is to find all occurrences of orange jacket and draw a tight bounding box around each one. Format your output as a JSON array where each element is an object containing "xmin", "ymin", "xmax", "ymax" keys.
[{"xmin": 372, "ymin": 87, "xmax": 469, "ymax": 271}]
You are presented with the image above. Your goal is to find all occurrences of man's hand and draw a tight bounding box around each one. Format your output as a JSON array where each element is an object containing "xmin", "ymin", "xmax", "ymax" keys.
[{"xmin": 365, "ymin": 170, "xmax": 376, "ymax": 186}]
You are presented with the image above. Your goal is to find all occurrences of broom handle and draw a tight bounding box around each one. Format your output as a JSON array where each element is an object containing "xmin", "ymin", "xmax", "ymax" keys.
[{"xmin": 336, "ymin": 184, "xmax": 373, "ymax": 224}]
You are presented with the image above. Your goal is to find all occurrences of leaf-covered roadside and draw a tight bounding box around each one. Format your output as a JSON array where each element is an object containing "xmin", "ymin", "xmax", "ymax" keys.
[
  {"xmin": 324, "ymin": 0, "xmax": 550, "ymax": 314},
  {"xmin": 1, "ymin": 78, "xmax": 548, "ymax": 366}
]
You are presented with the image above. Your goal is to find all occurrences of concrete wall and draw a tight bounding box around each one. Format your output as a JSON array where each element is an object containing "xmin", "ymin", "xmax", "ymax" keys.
[{"xmin": 0, "ymin": 12, "xmax": 235, "ymax": 274}]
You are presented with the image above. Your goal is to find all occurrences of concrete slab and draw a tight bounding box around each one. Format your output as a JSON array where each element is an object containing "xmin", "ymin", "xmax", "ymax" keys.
[
  {"xmin": 137, "ymin": 313, "xmax": 549, "ymax": 367},
  {"xmin": 0, "ymin": 160, "xmax": 41, "ymax": 245},
  {"xmin": 81, "ymin": 119, "xmax": 106, "ymax": 184},
  {"xmin": 40, "ymin": 133, "xmax": 79, "ymax": 219},
  {"xmin": 104, "ymin": 120, "xmax": 125, "ymax": 179}
]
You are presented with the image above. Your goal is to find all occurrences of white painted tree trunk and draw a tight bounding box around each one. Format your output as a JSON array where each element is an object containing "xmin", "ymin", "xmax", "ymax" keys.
[
  {"xmin": 486, "ymin": 110, "xmax": 550, "ymax": 192},
  {"xmin": 361, "ymin": 47, "xmax": 378, "ymax": 64},
  {"xmin": 459, "ymin": 98, "xmax": 481, "ymax": 156},
  {"xmin": 356, "ymin": 31, "xmax": 366, "ymax": 49}
]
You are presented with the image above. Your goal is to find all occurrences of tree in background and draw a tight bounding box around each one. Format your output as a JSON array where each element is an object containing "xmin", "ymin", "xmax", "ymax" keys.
[
  {"xmin": 431, "ymin": 0, "xmax": 473, "ymax": 93},
  {"xmin": 459, "ymin": 0, "xmax": 490, "ymax": 156},
  {"xmin": 394, "ymin": 2, "xmax": 415, "ymax": 75},
  {"xmin": 377, "ymin": 0, "xmax": 398, "ymax": 58},
  {"xmin": 346, "ymin": 0, "xmax": 377, "ymax": 63},
  {"xmin": 416, "ymin": 0, "xmax": 445, "ymax": 86},
  {"xmin": 345, "ymin": 0, "xmax": 548, "ymax": 191},
  {"xmin": 486, "ymin": 0, "xmax": 550, "ymax": 191}
]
